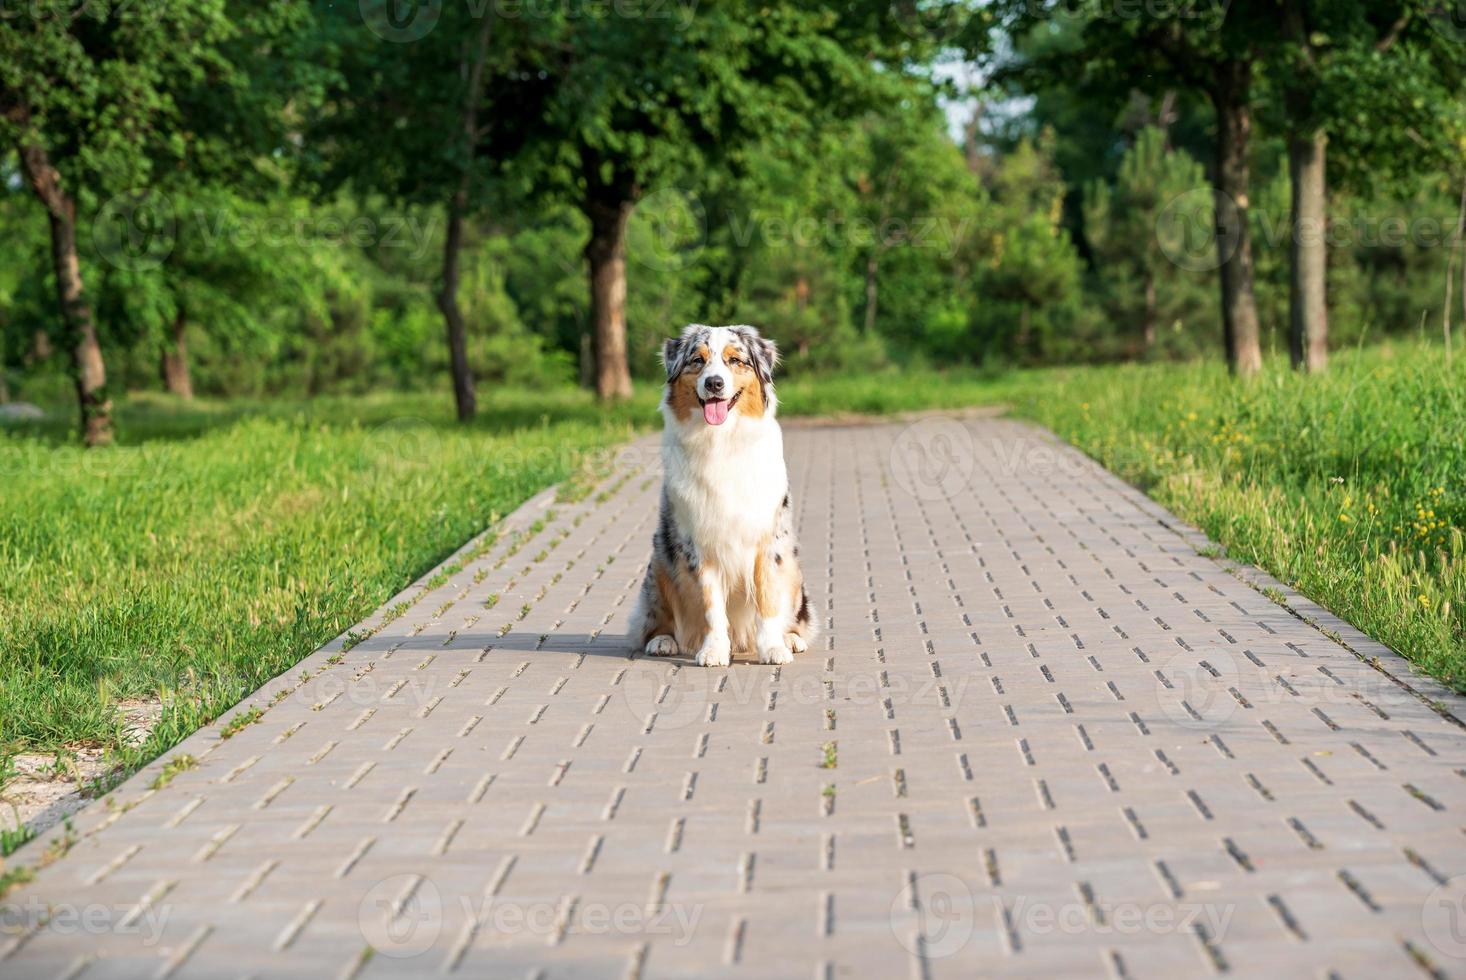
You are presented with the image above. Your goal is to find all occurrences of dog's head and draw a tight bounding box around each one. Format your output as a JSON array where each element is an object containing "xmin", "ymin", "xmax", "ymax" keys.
[{"xmin": 660, "ymin": 324, "xmax": 778, "ymax": 428}]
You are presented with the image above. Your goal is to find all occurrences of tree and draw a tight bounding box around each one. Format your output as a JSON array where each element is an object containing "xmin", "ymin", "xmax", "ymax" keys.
[
  {"xmin": 0, "ymin": 1, "xmax": 311, "ymax": 442},
  {"xmin": 841, "ymin": 96, "xmax": 976, "ymax": 340},
  {"xmin": 993, "ymin": 1, "xmax": 1272, "ymax": 376},
  {"xmin": 309, "ymin": 2, "xmax": 555, "ymax": 418},
  {"xmin": 1084, "ymin": 127, "xmax": 1210, "ymax": 353},
  {"xmin": 495, "ymin": 1, "xmax": 923, "ymax": 399},
  {"xmin": 1270, "ymin": 1, "xmax": 1466, "ymax": 372},
  {"xmin": 974, "ymin": 132, "xmax": 1088, "ymax": 361}
]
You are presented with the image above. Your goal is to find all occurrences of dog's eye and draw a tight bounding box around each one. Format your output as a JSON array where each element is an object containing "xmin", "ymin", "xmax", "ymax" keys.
[
  {"xmin": 728, "ymin": 357, "xmax": 744, "ymax": 368},
  {"xmin": 687, "ymin": 356, "xmax": 704, "ymax": 369}
]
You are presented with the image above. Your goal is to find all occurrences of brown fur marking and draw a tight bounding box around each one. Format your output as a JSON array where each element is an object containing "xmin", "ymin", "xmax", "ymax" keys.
[
  {"xmin": 725, "ymin": 344, "xmax": 766, "ymax": 419},
  {"xmin": 666, "ymin": 343, "xmax": 709, "ymax": 422},
  {"xmin": 754, "ymin": 536, "xmax": 799, "ymax": 619}
]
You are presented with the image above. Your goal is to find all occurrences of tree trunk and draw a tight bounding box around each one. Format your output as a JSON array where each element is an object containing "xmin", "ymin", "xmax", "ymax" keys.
[
  {"xmin": 28, "ymin": 329, "xmax": 52, "ymax": 365},
  {"xmin": 1446, "ymin": 176, "xmax": 1466, "ymax": 366},
  {"xmin": 1287, "ymin": 127, "xmax": 1328, "ymax": 372},
  {"xmin": 1281, "ymin": 0, "xmax": 1327, "ymax": 373},
  {"xmin": 863, "ymin": 255, "xmax": 879, "ymax": 334},
  {"xmin": 18, "ymin": 140, "xmax": 112, "ymax": 445},
  {"xmin": 577, "ymin": 332, "xmax": 594, "ymax": 389},
  {"xmin": 584, "ymin": 190, "xmax": 635, "ymax": 400},
  {"xmin": 437, "ymin": 196, "xmax": 477, "ymax": 422},
  {"xmin": 1210, "ymin": 66, "xmax": 1264, "ymax": 378},
  {"xmin": 962, "ymin": 103, "xmax": 984, "ymax": 175},
  {"xmin": 1142, "ymin": 269, "xmax": 1157, "ymax": 352},
  {"xmin": 160, "ymin": 307, "xmax": 193, "ymax": 399},
  {"xmin": 433, "ymin": 9, "xmax": 495, "ymax": 423}
]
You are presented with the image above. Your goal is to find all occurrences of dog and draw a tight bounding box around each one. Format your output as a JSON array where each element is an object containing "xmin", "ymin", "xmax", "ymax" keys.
[{"xmin": 628, "ymin": 324, "xmax": 815, "ymax": 667}]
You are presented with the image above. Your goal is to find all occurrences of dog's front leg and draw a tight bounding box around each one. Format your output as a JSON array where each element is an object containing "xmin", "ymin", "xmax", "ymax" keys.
[{"xmin": 693, "ymin": 565, "xmax": 731, "ymax": 668}]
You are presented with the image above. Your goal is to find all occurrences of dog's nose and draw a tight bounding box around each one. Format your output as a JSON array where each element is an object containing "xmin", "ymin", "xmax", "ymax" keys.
[{"xmin": 704, "ymin": 375, "xmax": 726, "ymax": 396}]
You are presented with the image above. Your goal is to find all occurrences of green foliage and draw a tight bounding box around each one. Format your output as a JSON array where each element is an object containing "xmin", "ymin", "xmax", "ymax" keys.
[
  {"xmin": 972, "ymin": 132, "xmax": 1091, "ymax": 362},
  {"xmin": 1083, "ymin": 127, "xmax": 1216, "ymax": 358}
]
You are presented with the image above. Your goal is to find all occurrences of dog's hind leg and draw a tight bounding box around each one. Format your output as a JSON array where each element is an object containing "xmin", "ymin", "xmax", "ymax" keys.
[
  {"xmin": 753, "ymin": 548, "xmax": 796, "ymax": 665},
  {"xmin": 783, "ymin": 583, "xmax": 817, "ymax": 655}
]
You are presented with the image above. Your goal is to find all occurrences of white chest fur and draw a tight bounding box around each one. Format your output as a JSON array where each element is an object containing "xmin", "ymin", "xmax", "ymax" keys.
[{"xmin": 661, "ymin": 413, "xmax": 788, "ymax": 567}]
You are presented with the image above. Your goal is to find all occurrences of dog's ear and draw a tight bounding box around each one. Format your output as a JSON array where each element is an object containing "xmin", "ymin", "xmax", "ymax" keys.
[
  {"xmin": 737, "ymin": 326, "xmax": 778, "ymax": 384},
  {"xmin": 660, "ymin": 336, "xmax": 683, "ymax": 380}
]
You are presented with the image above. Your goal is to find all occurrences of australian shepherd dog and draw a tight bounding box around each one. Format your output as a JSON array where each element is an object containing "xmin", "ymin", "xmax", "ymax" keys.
[{"xmin": 629, "ymin": 324, "xmax": 816, "ymax": 667}]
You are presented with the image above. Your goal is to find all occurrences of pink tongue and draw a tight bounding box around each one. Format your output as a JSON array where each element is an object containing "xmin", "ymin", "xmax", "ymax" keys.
[{"xmin": 703, "ymin": 399, "xmax": 730, "ymax": 425}]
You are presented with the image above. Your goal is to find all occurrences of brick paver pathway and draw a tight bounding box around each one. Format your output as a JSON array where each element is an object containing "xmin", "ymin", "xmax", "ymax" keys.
[{"xmin": 5, "ymin": 415, "xmax": 1466, "ymax": 979}]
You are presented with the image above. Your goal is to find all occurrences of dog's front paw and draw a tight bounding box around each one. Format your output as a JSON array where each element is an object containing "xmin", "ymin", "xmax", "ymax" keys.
[
  {"xmin": 694, "ymin": 635, "xmax": 732, "ymax": 668},
  {"xmin": 645, "ymin": 634, "xmax": 679, "ymax": 657},
  {"xmin": 758, "ymin": 641, "xmax": 794, "ymax": 666}
]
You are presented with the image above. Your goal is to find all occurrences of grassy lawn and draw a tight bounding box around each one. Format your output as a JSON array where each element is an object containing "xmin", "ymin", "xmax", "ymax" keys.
[
  {"xmin": 998, "ymin": 341, "xmax": 1464, "ymax": 690},
  {"xmin": 2, "ymin": 340, "xmax": 1461, "ymax": 798}
]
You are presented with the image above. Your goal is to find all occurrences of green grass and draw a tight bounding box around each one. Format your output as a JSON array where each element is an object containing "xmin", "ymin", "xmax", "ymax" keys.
[{"xmin": 997, "ymin": 341, "xmax": 1464, "ymax": 689}]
